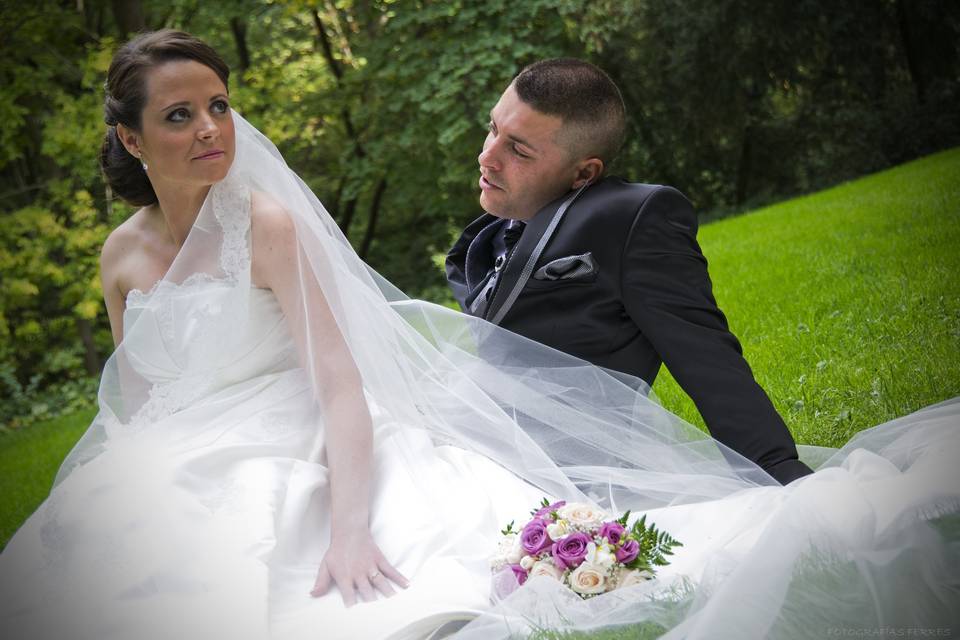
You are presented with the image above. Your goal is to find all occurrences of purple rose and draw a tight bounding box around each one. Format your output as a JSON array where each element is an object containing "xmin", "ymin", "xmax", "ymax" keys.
[
  {"xmin": 534, "ymin": 500, "xmax": 566, "ymax": 519},
  {"xmin": 521, "ymin": 518, "xmax": 552, "ymax": 555},
  {"xmin": 598, "ymin": 522, "xmax": 626, "ymax": 545},
  {"xmin": 551, "ymin": 532, "xmax": 591, "ymax": 570},
  {"xmin": 510, "ymin": 563, "xmax": 528, "ymax": 586},
  {"xmin": 616, "ymin": 538, "xmax": 640, "ymax": 564}
]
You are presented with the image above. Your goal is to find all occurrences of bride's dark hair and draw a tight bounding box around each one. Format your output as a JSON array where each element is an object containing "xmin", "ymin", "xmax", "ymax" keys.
[{"xmin": 100, "ymin": 29, "xmax": 230, "ymax": 207}]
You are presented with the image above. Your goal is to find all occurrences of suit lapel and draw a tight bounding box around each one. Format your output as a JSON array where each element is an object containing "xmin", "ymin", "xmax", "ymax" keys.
[
  {"xmin": 449, "ymin": 182, "xmax": 593, "ymax": 323},
  {"xmin": 446, "ymin": 213, "xmax": 500, "ymax": 309},
  {"xmin": 464, "ymin": 216, "xmax": 507, "ymax": 291},
  {"xmin": 485, "ymin": 188, "xmax": 582, "ymax": 323}
]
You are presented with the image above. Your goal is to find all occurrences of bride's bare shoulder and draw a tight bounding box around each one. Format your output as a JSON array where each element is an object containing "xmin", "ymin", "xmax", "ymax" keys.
[
  {"xmin": 249, "ymin": 190, "xmax": 291, "ymax": 226},
  {"xmin": 100, "ymin": 206, "xmax": 154, "ymax": 271},
  {"xmin": 249, "ymin": 191, "xmax": 297, "ymax": 286},
  {"xmin": 249, "ymin": 190, "xmax": 296, "ymax": 245}
]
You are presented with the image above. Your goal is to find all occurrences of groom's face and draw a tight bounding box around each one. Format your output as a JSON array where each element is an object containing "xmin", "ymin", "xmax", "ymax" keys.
[{"xmin": 478, "ymin": 84, "xmax": 583, "ymax": 220}]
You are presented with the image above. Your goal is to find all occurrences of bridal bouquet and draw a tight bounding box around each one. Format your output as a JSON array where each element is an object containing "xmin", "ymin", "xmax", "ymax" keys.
[{"xmin": 490, "ymin": 498, "xmax": 682, "ymax": 598}]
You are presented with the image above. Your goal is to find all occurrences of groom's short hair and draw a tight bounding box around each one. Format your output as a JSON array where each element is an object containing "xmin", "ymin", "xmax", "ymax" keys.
[{"xmin": 513, "ymin": 59, "xmax": 626, "ymax": 166}]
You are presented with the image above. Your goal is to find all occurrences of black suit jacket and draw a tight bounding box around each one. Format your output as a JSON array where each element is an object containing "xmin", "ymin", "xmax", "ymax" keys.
[{"xmin": 446, "ymin": 177, "xmax": 812, "ymax": 485}]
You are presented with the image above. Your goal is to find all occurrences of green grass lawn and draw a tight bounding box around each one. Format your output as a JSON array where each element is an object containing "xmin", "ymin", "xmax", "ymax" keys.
[
  {"xmin": 652, "ymin": 147, "xmax": 960, "ymax": 449},
  {"xmin": 0, "ymin": 407, "xmax": 95, "ymax": 547},
  {"xmin": 1, "ymin": 149, "xmax": 958, "ymax": 633}
]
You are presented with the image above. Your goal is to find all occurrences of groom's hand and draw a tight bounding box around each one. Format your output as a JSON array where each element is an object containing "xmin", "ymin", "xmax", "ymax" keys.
[{"xmin": 310, "ymin": 530, "xmax": 409, "ymax": 606}]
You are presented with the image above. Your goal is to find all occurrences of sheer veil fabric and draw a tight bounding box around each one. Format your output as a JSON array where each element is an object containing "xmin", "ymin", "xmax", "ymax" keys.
[
  {"xmin": 60, "ymin": 112, "xmax": 782, "ymax": 505},
  {"xmin": 1, "ymin": 112, "xmax": 957, "ymax": 638}
]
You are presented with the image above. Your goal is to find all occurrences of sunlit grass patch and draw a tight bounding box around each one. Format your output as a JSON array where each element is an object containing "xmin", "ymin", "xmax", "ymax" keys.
[
  {"xmin": 652, "ymin": 147, "xmax": 960, "ymax": 448},
  {"xmin": 0, "ymin": 408, "xmax": 94, "ymax": 548}
]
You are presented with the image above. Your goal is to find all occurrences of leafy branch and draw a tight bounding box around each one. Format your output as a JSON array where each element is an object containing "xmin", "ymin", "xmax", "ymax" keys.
[{"xmin": 628, "ymin": 514, "xmax": 683, "ymax": 571}]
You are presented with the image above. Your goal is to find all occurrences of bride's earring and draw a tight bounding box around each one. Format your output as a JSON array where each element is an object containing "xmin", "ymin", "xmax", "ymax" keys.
[{"xmin": 139, "ymin": 153, "xmax": 148, "ymax": 171}]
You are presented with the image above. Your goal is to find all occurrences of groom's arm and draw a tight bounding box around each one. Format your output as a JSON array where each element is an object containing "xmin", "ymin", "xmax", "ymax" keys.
[{"xmin": 619, "ymin": 187, "xmax": 813, "ymax": 485}]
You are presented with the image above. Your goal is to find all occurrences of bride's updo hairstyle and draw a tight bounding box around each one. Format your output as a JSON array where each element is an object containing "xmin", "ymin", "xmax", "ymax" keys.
[{"xmin": 100, "ymin": 29, "xmax": 230, "ymax": 207}]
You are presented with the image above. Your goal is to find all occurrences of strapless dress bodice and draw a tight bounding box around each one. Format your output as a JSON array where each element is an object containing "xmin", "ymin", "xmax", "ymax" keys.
[{"xmin": 122, "ymin": 281, "xmax": 299, "ymax": 390}]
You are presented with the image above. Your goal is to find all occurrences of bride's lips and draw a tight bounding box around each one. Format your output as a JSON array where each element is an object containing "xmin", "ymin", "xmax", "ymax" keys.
[
  {"xmin": 193, "ymin": 149, "xmax": 225, "ymax": 160},
  {"xmin": 479, "ymin": 174, "xmax": 503, "ymax": 191}
]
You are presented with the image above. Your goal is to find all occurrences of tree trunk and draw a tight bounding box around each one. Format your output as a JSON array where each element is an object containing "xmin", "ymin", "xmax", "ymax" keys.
[
  {"xmin": 80, "ymin": 0, "xmax": 106, "ymax": 37},
  {"xmin": 735, "ymin": 123, "xmax": 753, "ymax": 207},
  {"xmin": 896, "ymin": 0, "xmax": 926, "ymax": 103},
  {"xmin": 339, "ymin": 198, "xmax": 357, "ymax": 240},
  {"xmin": 313, "ymin": 8, "xmax": 368, "ymax": 241},
  {"xmin": 735, "ymin": 80, "xmax": 763, "ymax": 207},
  {"xmin": 313, "ymin": 9, "xmax": 365, "ymax": 158},
  {"xmin": 331, "ymin": 176, "xmax": 345, "ymax": 221},
  {"xmin": 359, "ymin": 178, "xmax": 386, "ymax": 260},
  {"xmin": 313, "ymin": 9, "xmax": 343, "ymax": 81},
  {"xmin": 76, "ymin": 317, "xmax": 101, "ymax": 375},
  {"xmin": 230, "ymin": 17, "xmax": 250, "ymax": 74},
  {"xmin": 111, "ymin": 0, "xmax": 144, "ymax": 36},
  {"xmin": 895, "ymin": 0, "xmax": 958, "ymax": 104}
]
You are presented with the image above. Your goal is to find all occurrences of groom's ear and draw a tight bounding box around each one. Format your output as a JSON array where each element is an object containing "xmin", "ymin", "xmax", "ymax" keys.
[{"xmin": 571, "ymin": 158, "xmax": 604, "ymax": 190}]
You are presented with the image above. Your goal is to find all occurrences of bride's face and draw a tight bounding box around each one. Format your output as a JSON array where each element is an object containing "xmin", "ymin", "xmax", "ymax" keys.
[{"xmin": 121, "ymin": 59, "xmax": 235, "ymax": 191}]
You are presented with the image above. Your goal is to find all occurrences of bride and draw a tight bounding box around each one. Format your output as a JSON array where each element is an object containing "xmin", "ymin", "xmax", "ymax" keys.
[{"xmin": 1, "ymin": 30, "xmax": 957, "ymax": 639}]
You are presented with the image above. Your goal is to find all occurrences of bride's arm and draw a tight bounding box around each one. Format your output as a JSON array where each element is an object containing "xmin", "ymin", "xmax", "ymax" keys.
[
  {"xmin": 250, "ymin": 193, "xmax": 408, "ymax": 606},
  {"xmin": 100, "ymin": 226, "xmax": 131, "ymax": 346}
]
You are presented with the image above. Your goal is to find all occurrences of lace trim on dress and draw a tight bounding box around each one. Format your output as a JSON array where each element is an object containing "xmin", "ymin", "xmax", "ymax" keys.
[
  {"xmin": 129, "ymin": 373, "xmax": 216, "ymax": 428},
  {"xmin": 125, "ymin": 272, "xmax": 222, "ymax": 309},
  {"xmin": 125, "ymin": 176, "xmax": 251, "ymax": 308},
  {"xmin": 213, "ymin": 177, "xmax": 251, "ymax": 281},
  {"xmin": 125, "ymin": 177, "xmax": 252, "ymax": 428}
]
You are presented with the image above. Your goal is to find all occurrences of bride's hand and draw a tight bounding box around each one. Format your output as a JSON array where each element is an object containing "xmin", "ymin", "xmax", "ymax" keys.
[{"xmin": 310, "ymin": 530, "xmax": 409, "ymax": 606}]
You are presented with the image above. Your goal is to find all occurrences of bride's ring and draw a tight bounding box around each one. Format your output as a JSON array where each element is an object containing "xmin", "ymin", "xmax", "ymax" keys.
[{"xmin": 368, "ymin": 571, "xmax": 381, "ymax": 580}]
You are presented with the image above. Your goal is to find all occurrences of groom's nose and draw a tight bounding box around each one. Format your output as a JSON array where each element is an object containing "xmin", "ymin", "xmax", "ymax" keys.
[{"xmin": 478, "ymin": 135, "xmax": 500, "ymax": 170}]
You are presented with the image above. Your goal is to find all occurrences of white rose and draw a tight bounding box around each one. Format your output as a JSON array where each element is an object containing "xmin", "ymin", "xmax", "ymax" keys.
[
  {"xmin": 495, "ymin": 534, "xmax": 516, "ymax": 556},
  {"xmin": 585, "ymin": 541, "xmax": 617, "ymax": 569},
  {"xmin": 557, "ymin": 503, "xmax": 607, "ymax": 529},
  {"xmin": 616, "ymin": 568, "xmax": 654, "ymax": 589},
  {"xmin": 529, "ymin": 559, "xmax": 563, "ymax": 581},
  {"xmin": 505, "ymin": 534, "xmax": 523, "ymax": 564},
  {"xmin": 568, "ymin": 562, "xmax": 608, "ymax": 595},
  {"xmin": 520, "ymin": 555, "xmax": 536, "ymax": 570},
  {"xmin": 546, "ymin": 520, "xmax": 569, "ymax": 541},
  {"xmin": 490, "ymin": 534, "xmax": 522, "ymax": 569}
]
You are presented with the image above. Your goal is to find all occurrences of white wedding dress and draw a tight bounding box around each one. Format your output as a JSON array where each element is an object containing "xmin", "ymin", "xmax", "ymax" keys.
[
  {"xmin": 1, "ymin": 114, "xmax": 958, "ymax": 639},
  {"xmin": 0, "ymin": 277, "xmax": 558, "ymax": 639}
]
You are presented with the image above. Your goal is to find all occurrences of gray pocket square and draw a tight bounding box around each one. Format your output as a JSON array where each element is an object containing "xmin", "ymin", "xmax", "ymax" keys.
[{"xmin": 533, "ymin": 252, "xmax": 598, "ymax": 281}]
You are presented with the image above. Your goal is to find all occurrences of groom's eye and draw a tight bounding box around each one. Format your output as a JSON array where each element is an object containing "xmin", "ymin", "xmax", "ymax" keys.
[{"xmin": 512, "ymin": 145, "xmax": 530, "ymax": 159}]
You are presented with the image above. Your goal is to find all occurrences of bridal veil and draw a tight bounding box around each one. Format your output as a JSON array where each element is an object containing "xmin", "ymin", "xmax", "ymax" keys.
[{"xmin": 50, "ymin": 112, "xmax": 960, "ymax": 637}]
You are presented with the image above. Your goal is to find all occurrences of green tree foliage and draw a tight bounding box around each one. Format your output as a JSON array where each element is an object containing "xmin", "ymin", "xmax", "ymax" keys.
[
  {"xmin": 0, "ymin": 0, "xmax": 957, "ymax": 426},
  {"xmin": 310, "ymin": 0, "xmax": 581, "ymax": 297},
  {"xmin": 0, "ymin": 6, "xmax": 127, "ymax": 425},
  {"xmin": 575, "ymin": 0, "xmax": 960, "ymax": 210}
]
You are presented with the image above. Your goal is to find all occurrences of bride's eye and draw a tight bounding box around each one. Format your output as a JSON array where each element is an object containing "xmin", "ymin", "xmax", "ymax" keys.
[
  {"xmin": 211, "ymin": 99, "xmax": 229, "ymax": 114},
  {"xmin": 167, "ymin": 108, "xmax": 190, "ymax": 123}
]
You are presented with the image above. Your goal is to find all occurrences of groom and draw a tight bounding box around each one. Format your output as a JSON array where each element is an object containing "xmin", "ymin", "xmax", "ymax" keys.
[{"xmin": 446, "ymin": 59, "xmax": 813, "ymax": 485}]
